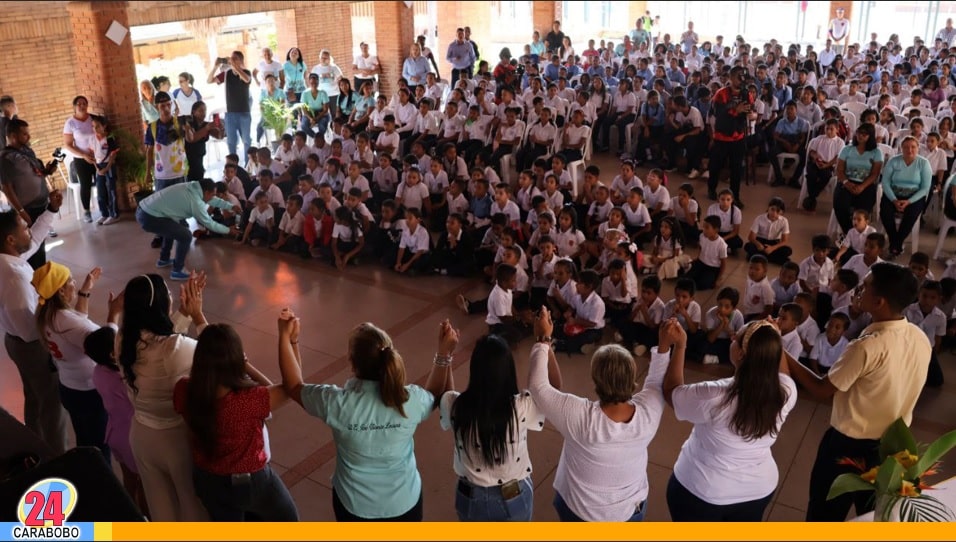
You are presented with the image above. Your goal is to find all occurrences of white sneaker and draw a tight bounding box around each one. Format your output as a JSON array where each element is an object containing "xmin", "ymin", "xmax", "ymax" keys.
[
  {"xmin": 456, "ymin": 294, "xmax": 470, "ymax": 315},
  {"xmin": 613, "ymin": 332, "xmax": 623, "ymax": 343},
  {"xmin": 688, "ymin": 169, "xmax": 700, "ymax": 179},
  {"xmin": 701, "ymin": 170, "xmax": 710, "ymax": 179},
  {"xmin": 581, "ymin": 343, "xmax": 598, "ymax": 356},
  {"xmin": 632, "ymin": 344, "xmax": 648, "ymax": 357},
  {"xmin": 96, "ymin": 216, "xmax": 106, "ymax": 225},
  {"xmin": 703, "ymin": 354, "xmax": 720, "ymax": 365},
  {"xmin": 103, "ymin": 216, "xmax": 120, "ymax": 225}
]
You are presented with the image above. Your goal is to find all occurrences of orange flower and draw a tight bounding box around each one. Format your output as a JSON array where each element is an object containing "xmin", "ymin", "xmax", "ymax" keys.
[
  {"xmin": 921, "ymin": 462, "xmax": 941, "ymax": 478},
  {"xmin": 892, "ymin": 451, "xmax": 919, "ymax": 469},
  {"xmin": 860, "ymin": 467, "xmax": 879, "ymax": 483},
  {"xmin": 899, "ymin": 480, "xmax": 920, "ymax": 497}
]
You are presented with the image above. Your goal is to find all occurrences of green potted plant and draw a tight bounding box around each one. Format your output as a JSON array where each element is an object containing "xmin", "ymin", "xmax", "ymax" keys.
[
  {"xmin": 260, "ymin": 97, "xmax": 306, "ymax": 150},
  {"xmin": 111, "ymin": 126, "xmax": 150, "ymax": 209},
  {"xmin": 828, "ymin": 418, "xmax": 956, "ymax": 522}
]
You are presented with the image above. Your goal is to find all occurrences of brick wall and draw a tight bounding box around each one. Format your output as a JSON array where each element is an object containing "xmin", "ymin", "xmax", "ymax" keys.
[
  {"xmin": 293, "ymin": 2, "xmax": 354, "ymax": 87},
  {"xmin": 374, "ymin": 1, "xmax": 415, "ymax": 98},
  {"xmin": 532, "ymin": 1, "xmax": 556, "ymax": 38}
]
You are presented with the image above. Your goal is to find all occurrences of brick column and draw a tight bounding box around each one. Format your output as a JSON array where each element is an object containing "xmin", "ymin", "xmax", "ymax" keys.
[
  {"xmin": 373, "ymin": 1, "xmax": 415, "ymax": 98},
  {"xmin": 67, "ymin": 1, "xmax": 142, "ymax": 145},
  {"xmin": 629, "ymin": 1, "xmax": 648, "ymax": 30},
  {"xmin": 532, "ymin": 1, "xmax": 557, "ymax": 39},
  {"xmin": 273, "ymin": 10, "xmax": 298, "ymax": 64},
  {"xmin": 293, "ymin": 3, "xmax": 354, "ymax": 88}
]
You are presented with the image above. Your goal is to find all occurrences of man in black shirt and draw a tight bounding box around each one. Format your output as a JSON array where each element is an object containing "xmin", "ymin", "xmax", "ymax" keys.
[
  {"xmin": 545, "ymin": 20, "xmax": 565, "ymax": 54},
  {"xmin": 0, "ymin": 95, "xmax": 17, "ymax": 152},
  {"xmin": 207, "ymin": 50, "xmax": 252, "ymax": 157}
]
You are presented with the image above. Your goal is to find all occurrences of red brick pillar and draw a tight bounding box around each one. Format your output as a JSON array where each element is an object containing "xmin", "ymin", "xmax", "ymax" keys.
[
  {"xmin": 293, "ymin": 3, "xmax": 354, "ymax": 86},
  {"xmin": 374, "ymin": 1, "xmax": 416, "ymax": 98},
  {"xmin": 532, "ymin": 1, "xmax": 557, "ymax": 38},
  {"xmin": 67, "ymin": 1, "xmax": 142, "ymax": 145}
]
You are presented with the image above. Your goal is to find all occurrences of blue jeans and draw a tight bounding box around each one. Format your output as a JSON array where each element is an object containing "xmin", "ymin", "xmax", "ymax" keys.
[
  {"xmin": 300, "ymin": 112, "xmax": 331, "ymax": 141},
  {"xmin": 225, "ymin": 111, "xmax": 252, "ymax": 156},
  {"xmin": 192, "ymin": 465, "xmax": 298, "ymax": 522},
  {"xmin": 95, "ymin": 163, "xmax": 118, "ymax": 218},
  {"xmin": 136, "ymin": 207, "xmax": 192, "ymax": 272},
  {"xmin": 153, "ymin": 176, "xmax": 185, "ymax": 192},
  {"xmin": 455, "ymin": 477, "xmax": 533, "ymax": 522},
  {"xmin": 553, "ymin": 491, "xmax": 646, "ymax": 522}
]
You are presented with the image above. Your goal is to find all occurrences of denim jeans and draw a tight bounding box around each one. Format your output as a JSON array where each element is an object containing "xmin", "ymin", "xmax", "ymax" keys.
[
  {"xmin": 300, "ymin": 112, "xmax": 331, "ymax": 141},
  {"xmin": 136, "ymin": 207, "xmax": 192, "ymax": 272},
  {"xmin": 225, "ymin": 111, "xmax": 252, "ymax": 156},
  {"xmin": 455, "ymin": 477, "xmax": 533, "ymax": 521},
  {"xmin": 153, "ymin": 176, "xmax": 185, "ymax": 192},
  {"xmin": 95, "ymin": 163, "xmax": 119, "ymax": 218},
  {"xmin": 553, "ymin": 491, "xmax": 646, "ymax": 522},
  {"xmin": 192, "ymin": 465, "xmax": 298, "ymax": 522}
]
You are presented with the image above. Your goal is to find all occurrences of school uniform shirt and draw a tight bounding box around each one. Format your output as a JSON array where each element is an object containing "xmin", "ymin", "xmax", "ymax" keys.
[
  {"xmin": 497, "ymin": 121, "xmax": 524, "ymax": 144},
  {"xmin": 532, "ymin": 253, "xmax": 558, "ymax": 289},
  {"xmin": 332, "ymin": 223, "xmax": 363, "ymax": 243},
  {"xmin": 563, "ymin": 123, "xmax": 590, "ymax": 149},
  {"xmin": 611, "ymin": 175, "xmax": 643, "ymax": 199},
  {"xmin": 670, "ymin": 374, "xmax": 798, "ymax": 505},
  {"xmin": 399, "ymin": 225, "xmax": 430, "ymax": 253},
  {"xmin": 663, "ymin": 300, "xmax": 703, "ymax": 331},
  {"xmin": 225, "ymin": 176, "xmax": 246, "ymax": 202},
  {"xmin": 249, "ymin": 206, "xmax": 274, "ymax": 227},
  {"xmin": 920, "ymin": 147, "xmax": 947, "ymax": 174},
  {"xmin": 447, "ymin": 192, "xmax": 469, "ymax": 216},
  {"xmin": 601, "ymin": 275, "xmax": 637, "ymax": 304},
  {"xmin": 653, "ymin": 235, "xmax": 682, "ymax": 261},
  {"xmin": 841, "ymin": 254, "xmax": 883, "ymax": 283},
  {"xmin": 296, "ymin": 189, "xmax": 318, "ymax": 212},
  {"xmin": 528, "ymin": 121, "xmax": 558, "ymax": 146},
  {"xmin": 311, "ymin": 144, "xmax": 333, "ymax": 166},
  {"xmin": 633, "ymin": 297, "xmax": 666, "ymax": 326},
  {"xmin": 439, "ymin": 391, "xmax": 544, "ymax": 487},
  {"xmin": 741, "ymin": 278, "xmax": 775, "ymax": 316},
  {"xmin": 369, "ymin": 107, "xmax": 394, "ymax": 130},
  {"xmin": 375, "ymin": 131, "xmax": 401, "ymax": 153},
  {"xmin": 706, "ymin": 203, "xmax": 742, "ymax": 234},
  {"xmin": 643, "ymin": 184, "xmax": 671, "ymax": 212},
  {"xmin": 414, "ymin": 110, "xmax": 442, "ymax": 136},
  {"xmin": 797, "ymin": 318, "xmax": 821, "ymax": 357},
  {"xmin": 840, "ymin": 225, "xmax": 877, "ymax": 253},
  {"xmin": 463, "ymin": 116, "xmax": 492, "ymax": 141},
  {"xmin": 749, "ymin": 214, "xmax": 790, "ymax": 241},
  {"xmin": 424, "ymin": 171, "xmax": 449, "ymax": 194},
  {"xmin": 260, "ymin": 159, "xmax": 289, "ymax": 180},
  {"xmin": 771, "ymin": 278, "xmax": 800, "ymax": 307},
  {"xmin": 352, "ymin": 148, "xmax": 376, "ymax": 170},
  {"xmin": 811, "ymin": 334, "xmax": 849, "ymax": 369},
  {"xmin": 807, "ymin": 134, "xmax": 845, "ymax": 163},
  {"xmin": 570, "ymin": 291, "xmax": 606, "ymax": 329},
  {"xmin": 396, "ymin": 181, "xmax": 430, "ymax": 211},
  {"xmin": 515, "ymin": 266, "xmax": 530, "ymax": 293},
  {"xmin": 275, "ymin": 146, "xmax": 299, "ymax": 164},
  {"xmin": 670, "ymin": 198, "xmax": 699, "ymax": 224},
  {"xmin": 612, "ymin": 91, "xmax": 637, "ymax": 114},
  {"xmin": 491, "ymin": 200, "xmax": 521, "ymax": 224},
  {"xmin": 587, "ymin": 200, "xmax": 614, "ymax": 223},
  {"xmin": 546, "ymin": 169, "xmax": 573, "ymax": 190},
  {"xmin": 903, "ymin": 303, "xmax": 947, "ymax": 346},
  {"xmin": 548, "ymin": 278, "xmax": 577, "ymax": 306},
  {"xmin": 341, "ymin": 176, "xmax": 370, "ymax": 198},
  {"xmin": 781, "ymin": 329, "xmax": 803, "ymax": 361},
  {"xmin": 249, "ymin": 184, "xmax": 285, "ymax": 207},
  {"xmin": 373, "ymin": 166, "xmax": 399, "ymax": 194},
  {"xmin": 516, "ymin": 185, "xmax": 542, "ymax": 211},
  {"xmin": 798, "ymin": 256, "xmax": 835, "ymax": 291},
  {"xmin": 278, "ymin": 210, "xmax": 304, "ymax": 236},
  {"xmin": 553, "ymin": 227, "xmax": 586, "ymax": 258},
  {"xmin": 703, "ymin": 308, "xmax": 745, "ymax": 340},
  {"xmin": 697, "ymin": 235, "xmax": 728, "ymax": 268},
  {"xmin": 544, "ymin": 190, "xmax": 564, "ymax": 210},
  {"xmin": 622, "ymin": 202, "xmax": 651, "ymax": 227},
  {"xmin": 486, "ymin": 284, "xmax": 513, "ymax": 325},
  {"xmin": 322, "ymin": 196, "xmax": 342, "ymax": 214}
]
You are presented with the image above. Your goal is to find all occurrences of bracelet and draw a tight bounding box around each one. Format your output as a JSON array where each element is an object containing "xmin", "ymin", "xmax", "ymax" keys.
[
  {"xmin": 433, "ymin": 353, "xmax": 453, "ymax": 367},
  {"xmin": 77, "ymin": 291, "xmax": 91, "ymax": 298},
  {"xmin": 536, "ymin": 336, "xmax": 553, "ymax": 344}
]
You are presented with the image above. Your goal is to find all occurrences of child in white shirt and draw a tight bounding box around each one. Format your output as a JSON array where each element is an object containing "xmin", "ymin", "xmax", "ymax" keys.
[
  {"xmin": 771, "ymin": 261, "xmax": 801, "ymax": 315},
  {"xmin": 699, "ymin": 287, "xmax": 745, "ymax": 364},
  {"xmin": 684, "ymin": 216, "xmax": 728, "ymax": 291},
  {"xmin": 554, "ymin": 270, "xmax": 606, "ymax": 354},
  {"xmin": 742, "ymin": 255, "xmax": 775, "ymax": 321},
  {"xmin": 832, "ymin": 209, "xmax": 876, "ymax": 266},
  {"xmin": 798, "ymin": 234, "xmax": 836, "ymax": 295},
  {"xmin": 777, "ymin": 302, "xmax": 805, "ymax": 361},
  {"xmin": 621, "ymin": 275, "xmax": 666, "ymax": 356},
  {"xmin": 810, "ymin": 313, "xmax": 850, "ymax": 375},
  {"xmin": 271, "ymin": 194, "xmax": 307, "ymax": 256}
]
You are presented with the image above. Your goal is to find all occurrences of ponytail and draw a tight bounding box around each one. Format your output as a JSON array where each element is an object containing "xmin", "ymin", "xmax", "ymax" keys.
[
  {"xmin": 379, "ymin": 346, "xmax": 409, "ymax": 417},
  {"xmin": 349, "ymin": 323, "xmax": 409, "ymax": 417}
]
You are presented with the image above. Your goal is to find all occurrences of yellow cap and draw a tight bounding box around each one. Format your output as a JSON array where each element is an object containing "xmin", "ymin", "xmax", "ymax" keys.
[{"xmin": 31, "ymin": 262, "xmax": 71, "ymax": 306}]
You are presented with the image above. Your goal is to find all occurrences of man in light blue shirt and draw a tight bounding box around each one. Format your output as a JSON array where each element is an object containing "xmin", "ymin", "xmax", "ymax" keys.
[
  {"xmin": 136, "ymin": 179, "xmax": 240, "ymax": 279},
  {"xmin": 773, "ymin": 72, "xmax": 792, "ymax": 113},
  {"xmin": 634, "ymin": 59, "xmax": 654, "ymax": 89},
  {"xmin": 666, "ymin": 59, "xmax": 686, "ymax": 86},
  {"xmin": 770, "ymin": 101, "xmax": 810, "ymax": 188},
  {"xmin": 544, "ymin": 55, "xmax": 563, "ymax": 82},
  {"xmin": 446, "ymin": 28, "xmax": 476, "ymax": 87}
]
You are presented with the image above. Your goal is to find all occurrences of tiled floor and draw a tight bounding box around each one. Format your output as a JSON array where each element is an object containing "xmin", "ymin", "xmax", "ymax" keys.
[{"xmin": 2, "ymin": 152, "xmax": 954, "ymax": 522}]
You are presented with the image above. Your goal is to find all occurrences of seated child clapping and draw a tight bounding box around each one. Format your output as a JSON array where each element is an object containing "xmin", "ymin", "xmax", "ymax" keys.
[
  {"xmin": 683, "ymin": 216, "xmax": 728, "ymax": 291},
  {"xmin": 699, "ymin": 287, "xmax": 745, "ymax": 364},
  {"xmin": 270, "ymin": 194, "xmax": 308, "ymax": 256},
  {"xmin": 238, "ymin": 192, "xmax": 274, "ymax": 246},
  {"xmin": 621, "ymin": 275, "xmax": 665, "ymax": 356},
  {"xmin": 554, "ymin": 269, "xmax": 606, "ymax": 355}
]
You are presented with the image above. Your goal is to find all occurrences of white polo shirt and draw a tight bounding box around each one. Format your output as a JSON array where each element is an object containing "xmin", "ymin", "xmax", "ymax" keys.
[
  {"xmin": 553, "ymin": 228, "xmax": 586, "ymax": 258},
  {"xmin": 398, "ymin": 224, "xmax": 430, "ymax": 254},
  {"xmin": 706, "ymin": 203, "xmax": 742, "ymax": 234},
  {"xmin": 697, "ymin": 235, "xmax": 728, "ymax": 268},
  {"xmin": 643, "ymin": 184, "xmax": 671, "ymax": 211},
  {"xmin": 532, "ymin": 253, "xmax": 557, "ymax": 289},
  {"xmin": 663, "ymin": 300, "xmax": 702, "ymax": 330},
  {"xmin": 486, "ymin": 284, "xmax": 513, "ymax": 325},
  {"xmin": 798, "ymin": 255, "xmax": 835, "ymax": 290},
  {"xmin": 840, "ymin": 225, "xmax": 877, "ymax": 253},
  {"xmin": 622, "ymin": 202, "xmax": 651, "ymax": 227},
  {"xmin": 278, "ymin": 210, "xmax": 304, "ymax": 236},
  {"xmin": 396, "ymin": 181, "xmax": 430, "ymax": 211},
  {"xmin": 750, "ymin": 214, "xmax": 790, "ymax": 241},
  {"xmin": 903, "ymin": 303, "xmax": 947, "ymax": 345},
  {"xmin": 742, "ymin": 277, "xmax": 775, "ymax": 316},
  {"xmin": 703, "ymin": 308, "xmax": 745, "ymax": 339},
  {"xmin": 570, "ymin": 291, "xmax": 606, "ymax": 329},
  {"xmin": 601, "ymin": 275, "xmax": 637, "ymax": 304},
  {"xmin": 633, "ymin": 297, "xmax": 666, "ymax": 326},
  {"xmin": 842, "ymin": 254, "xmax": 882, "ymax": 283},
  {"xmin": 798, "ymin": 318, "xmax": 821, "ymax": 357},
  {"xmin": 611, "ymin": 175, "xmax": 643, "ymax": 199},
  {"xmin": 548, "ymin": 278, "xmax": 577, "ymax": 306},
  {"xmin": 491, "ymin": 200, "xmax": 521, "ymax": 224},
  {"xmin": 781, "ymin": 329, "xmax": 803, "ymax": 360},
  {"xmin": 811, "ymin": 334, "xmax": 849, "ymax": 369}
]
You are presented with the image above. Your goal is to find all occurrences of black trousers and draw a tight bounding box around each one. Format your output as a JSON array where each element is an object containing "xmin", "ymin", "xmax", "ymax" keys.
[
  {"xmin": 806, "ymin": 427, "xmax": 879, "ymax": 522},
  {"xmin": 667, "ymin": 474, "xmax": 773, "ymax": 522},
  {"xmin": 70, "ymin": 159, "xmax": 97, "ymax": 213},
  {"xmin": 832, "ymin": 182, "xmax": 877, "ymax": 234},
  {"xmin": 332, "ymin": 488, "xmax": 422, "ymax": 522},
  {"xmin": 745, "ymin": 237, "xmax": 793, "ymax": 265},
  {"xmin": 880, "ymin": 195, "xmax": 926, "ymax": 253},
  {"xmin": 708, "ymin": 138, "xmax": 746, "ymax": 201},
  {"xmin": 25, "ymin": 204, "xmax": 48, "ymax": 270}
]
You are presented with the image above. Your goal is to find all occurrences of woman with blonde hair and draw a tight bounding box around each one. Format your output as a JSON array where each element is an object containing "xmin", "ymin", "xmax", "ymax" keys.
[
  {"xmin": 528, "ymin": 307, "xmax": 670, "ymax": 522},
  {"xmin": 277, "ymin": 309, "xmax": 457, "ymax": 521},
  {"xmin": 311, "ymin": 49, "xmax": 343, "ymax": 116},
  {"xmin": 663, "ymin": 319, "xmax": 797, "ymax": 521},
  {"xmin": 139, "ymin": 80, "xmax": 159, "ymax": 124}
]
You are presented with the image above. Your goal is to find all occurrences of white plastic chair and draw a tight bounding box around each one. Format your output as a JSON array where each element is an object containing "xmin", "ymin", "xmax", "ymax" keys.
[
  {"xmin": 841, "ymin": 101, "xmax": 868, "ymax": 117},
  {"xmin": 766, "ymin": 153, "xmax": 801, "ymax": 185},
  {"xmin": 934, "ymin": 216, "xmax": 956, "ymax": 259},
  {"xmin": 568, "ymin": 127, "xmax": 593, "ymax": 199},
  {"xmin": 842, "ymin": 111, "xmax": 858, "ymax": 134},
  {"xmin": 624, "ymin": 121, "xmax": 636, "ymax": 156},
  {"xmin": 798, "ymin": 172, "xmax": 836, "ymax": 213}
]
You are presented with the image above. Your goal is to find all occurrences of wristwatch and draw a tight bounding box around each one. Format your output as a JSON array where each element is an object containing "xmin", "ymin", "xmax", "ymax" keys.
[
  {"xmin": 536, "ymin": 335, "xmax": 553, "ymax": 344},
  {"xmin": 77, "ymin": 291, "xmax": 91, "ymax": 298}
]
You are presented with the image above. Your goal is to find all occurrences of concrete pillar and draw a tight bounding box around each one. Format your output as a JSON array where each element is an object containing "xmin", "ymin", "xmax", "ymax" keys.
[
  {"xmin": 374, "ymin": 1, "xmax": 416, "ymax": 97},
  {"xmin": 629, "ymin": 1, "xmax": 649, "ymax": 31},
  {"xmin": 532, "ymin": 1, "xmax": 557, "ymax": 39},
  {"xmin": 293, "ymin": 3, "xmax": 354, "ymax": 88},
  {"xmin": 67, "ymin": 1, "xmax": 142, "ymax": 144}
]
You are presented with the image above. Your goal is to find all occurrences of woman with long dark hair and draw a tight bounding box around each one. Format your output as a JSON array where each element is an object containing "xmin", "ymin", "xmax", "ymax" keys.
[
  {"xmin": 173, "ymin": 324, "xmax": 297, "ymax": 521},
  {"xmin": 833, "ymin": 123, "xmax": 884, "ymax": 234},
  {"xmin": 118, "ymin": 272, "xmax": 209, "ymax": 521},
  {"xmin": 282, "ymin": 47, "xmax": 308, "ymax": 101},
  {"xmin": 662, "ymin": 319, "xmax": 797, "ymax": 521},
  {"xmin": 439, "ymin": 334, "xmax": 561, "ymax": 521},
  {"xmin": 277, "ymin": 310, "xmax": 456, "ymax": 521}
]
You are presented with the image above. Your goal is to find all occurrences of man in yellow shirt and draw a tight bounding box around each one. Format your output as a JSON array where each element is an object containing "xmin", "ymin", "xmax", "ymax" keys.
[{"xmin": 783, "ymin": 263, "xmax": 930, "ymax": 522}]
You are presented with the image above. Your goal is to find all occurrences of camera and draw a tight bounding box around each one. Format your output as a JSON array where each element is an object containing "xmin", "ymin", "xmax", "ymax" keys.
[
  {"xmin": 52, "ymin": 147, "xmax": 66, "ymax": 162},
  {"xmin": 217, "ymin": 57, "xmax": 230, "ymax": 66}
]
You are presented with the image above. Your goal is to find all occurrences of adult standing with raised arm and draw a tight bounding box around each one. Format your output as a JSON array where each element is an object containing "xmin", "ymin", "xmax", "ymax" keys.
[
  {"xmin": 62, "ymin": 96, "xmax": 97, "ymax": 224},
  {"xmin": 276, "ymin": 310, "xmax": 457, "ymax": 522},
  {"xmin": 447, "ymin": 28, "xmax": 477, "ymax": 88},
  {"xmin": 662, "ymin": 320, "xmax": 797, "ymax": 522},
  {"xmin": 707, "ymin": 66, "xmax": 753, "ymax": 208},
  {"xmin": 0, "ymin": 190, "xmax": 67, "ymax": 455},
  {"xmin": 782, "ymin": 263, "xmax": 930, "ymax": 521},
  {"xmin": 439, "ymin": 333, "xmax": 561, "ymax": 521},
  {"xmin": 208, "ymin": 50, "xmax": 253, "ymax": 157},
  {"xmin": 528, "ymin": 307, "xmax": 668, "ymax": 522}
]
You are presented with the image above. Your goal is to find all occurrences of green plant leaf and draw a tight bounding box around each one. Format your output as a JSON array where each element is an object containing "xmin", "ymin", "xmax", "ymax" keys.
[
  {"xmin": 875, "ymin": 456, "xmax": 903, "ymax": 493},
  {"xmin": 827, "ymin": 473, "xmax": 876, "ymax": 500},
  {"xmin": 879, "ymin": 418, "xmax": 918, "ymax": 459},
  {"xmin": 910, "ymin": 429, "xmax": 956, "ymax": 481}
]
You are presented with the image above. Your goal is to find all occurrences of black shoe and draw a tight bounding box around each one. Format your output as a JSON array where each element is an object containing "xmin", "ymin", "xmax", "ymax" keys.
[
  {"xmin": 150, "ymin": 237, "xmax": 162, "ymax": 249},
  {"xmin": 802, "ymin": 197, "xmax": 817, "ymax": 212}
]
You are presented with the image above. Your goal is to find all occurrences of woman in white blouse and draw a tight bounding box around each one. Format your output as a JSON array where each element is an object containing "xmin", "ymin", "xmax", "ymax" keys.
[
  {"xmin": 311, "ymin": 49, "xmax": 343, "ymax": 117},
  {"xmin": 117, "ymin": 273, "xmax": 209, "ymax": 521},
  {"xmin": 528, "ymin": 307, "xmax": 669, "ymax": 522},
  {"xmin": 440, "ymin": 334, "xmax": 561, "ymax": 521},
  {"xmin": 662, "ymin": 319, "xmax": 797, "ymax": 521}
]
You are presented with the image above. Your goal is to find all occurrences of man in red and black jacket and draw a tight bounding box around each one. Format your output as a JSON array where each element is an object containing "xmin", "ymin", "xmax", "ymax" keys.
[{"xmin": 707, "ymin": 66, "xmax": 754, "ymax": 208}]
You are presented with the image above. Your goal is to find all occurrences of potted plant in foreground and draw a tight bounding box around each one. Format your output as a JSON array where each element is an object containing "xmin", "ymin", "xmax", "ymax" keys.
[
  {"xmin": 828, "ymin": 418, "xmax": 956, "ymax": 522},
  {"xmin": 112, "ymin": 126, "xmax": 150, "ymax": 210},
  {"xmin": 260, "ymin": 98, "xmax": 306, "ymax": 151}
]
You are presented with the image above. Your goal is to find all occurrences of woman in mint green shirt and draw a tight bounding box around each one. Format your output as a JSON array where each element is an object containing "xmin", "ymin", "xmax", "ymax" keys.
[
  {"xmin": 880, "ymin": 136, "xmax": 932, "ymax": 256},
  {"xmin": 300, "ymin": 73, "xmax": 330, "ymax": 139},
  {"xmin": 834, "ymin": 123, "xmax": 883, "ymax": 234},
  {"xmin": 276, "ymin": 310, "xmax": 457, "ymax": 521}
]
